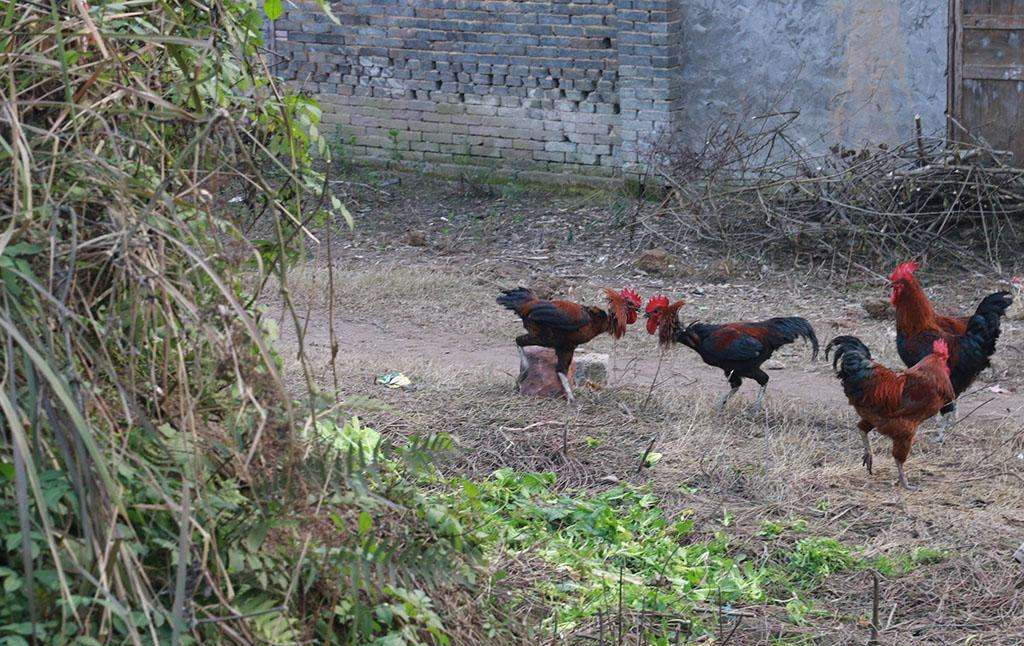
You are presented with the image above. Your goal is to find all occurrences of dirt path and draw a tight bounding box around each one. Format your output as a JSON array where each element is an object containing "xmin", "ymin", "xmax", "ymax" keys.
[
  {"xmin": 272, "ymin": 170, "xmax": 1023, "ymax": 426},
  {"xmin": 291, "ymin": 310, "xmax": 1024, "ymax": 429}
]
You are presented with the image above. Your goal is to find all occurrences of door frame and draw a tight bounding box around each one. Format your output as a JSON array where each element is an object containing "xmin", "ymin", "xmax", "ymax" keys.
[{"xmin": 946, "ymin": 0, "xmax": 959, "ymax": 142}]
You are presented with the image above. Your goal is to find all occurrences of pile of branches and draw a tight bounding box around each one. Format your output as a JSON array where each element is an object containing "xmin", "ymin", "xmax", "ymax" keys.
[{"xmin": 647, "ymin": 112, "xmax": 1024, "ymax": 274}]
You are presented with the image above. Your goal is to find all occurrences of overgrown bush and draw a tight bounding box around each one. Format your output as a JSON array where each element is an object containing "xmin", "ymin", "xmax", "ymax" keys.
[{"xmin": 0, "ymin": 3, "xmax": 480, "ymax": 644}]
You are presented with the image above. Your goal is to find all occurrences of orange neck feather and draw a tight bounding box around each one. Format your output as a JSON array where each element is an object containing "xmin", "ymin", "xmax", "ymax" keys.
[
  {"xmin": 894, "ymin": 278, "xmax": 938, "ymax": 335},
  {"xmin": 603, "ymin": 289, "xmax": 628, "ymax": 339},
  {"xmin": 657, "ymin": 301, "xmax": 686, "ymax": 347}
]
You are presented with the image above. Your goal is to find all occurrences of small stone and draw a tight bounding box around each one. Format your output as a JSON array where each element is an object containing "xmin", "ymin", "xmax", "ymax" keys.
[
  {"xmin": 672, "ymin": 263, "xmax": 696, "ymax": 278},
  {"xmin": 405, "ymin": 230, "xmax": 427, "ymax": 247},
  {"xmin": 1015, "ymin": 541, "xmax": 1024, "ymax": 564},
  {"xmin": 763, "ymin": 359, "xmax": 786, "ymax": 370},
  {"xmin": 1006, "ymin": 283, "xmax": 1023, "ymax": 320},
  {"xmin": 1008, "ymin": 301, "xmax": 1023, "ymax": 321},
  {"xmin": 573, "ymin": 352, "xmax": 609, "ymax": 388},
  {"xmin": 862, "ymin": 297, "xmax": 895, "ymax": 320},
  {"xmin": 599, "ymin": 475, "xmax": 620, "ymax": 484},
  {"xmin": 989, "ymin": 354, "xmax": 1009, "ymax": 377},
  {"xmin": 703, "ymin": 258, "xmax": 735, "ymax": 282},
  {"xmin": 517, "ymin": 347, "xmax": 576, "ymax": 399},
  {"xmin": 531, "ymin": 275, "xmax": 569, "ymax": 300},
  {"xmin": 637, "ymin": 247, "xmax": 670, "ymax": 274}
]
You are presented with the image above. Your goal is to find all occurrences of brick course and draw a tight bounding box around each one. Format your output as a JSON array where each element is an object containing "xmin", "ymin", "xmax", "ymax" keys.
[{"xmin": 272, "ymin": 1, "xmax": 683, "ymax": 182}]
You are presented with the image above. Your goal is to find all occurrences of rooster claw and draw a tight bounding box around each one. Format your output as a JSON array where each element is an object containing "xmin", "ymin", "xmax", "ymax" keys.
[
  {"xmin": 896, "ymin": 463, "xmax": 915, "ymax": 490},
  {"xmin": 862, "ymin": 452, "xmax": 873, "ymax": 474}
]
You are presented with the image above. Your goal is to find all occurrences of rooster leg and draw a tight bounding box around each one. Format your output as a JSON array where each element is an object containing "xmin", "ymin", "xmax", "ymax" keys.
[
  {"xmin": 514, "ymin": 335, "xmax": 541, "ymax": 384},
  {"xmin": 751, "ymin": 384, "xmax": 768, "ymax": 412},
  {"xmin": 717, "ymin": 372, "xmax": 743, "ymax": 412},
  {"xmin": 858, "ymin": 420, "xmax": 874, "ymax": 474},
  {"xmin": 896, "ymin": 462, "xmax": 916, "ymax": 491},
  {"xmin": 749, "ymin": 370, "xmax": 769, "ymax": 412},
  {"xmin": 892, "ymin": 435, "xmax": 915, "ymax": 490},
  {"xmin": 555, "ymin": 348, "xmax": 576, "ymax": 406},
  {"xmin": 861, "ymin": 432, "xmax": 873, "ymax": 474},
  {"xmin": 934, "ymin": 404, "xmax": 957, "ymax": 444},
  {"xmin": 558, "ymin": 372, "xmax": 575, "ymax": 405},
  {"xmin": 716, "ymin": 386, "xmax": 739, "ymax": 412}
]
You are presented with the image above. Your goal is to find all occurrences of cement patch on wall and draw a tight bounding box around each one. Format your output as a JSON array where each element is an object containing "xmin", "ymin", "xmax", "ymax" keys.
[{"xmin": 678, "ymin": 0, "xmax": 947, "ymax": 151}]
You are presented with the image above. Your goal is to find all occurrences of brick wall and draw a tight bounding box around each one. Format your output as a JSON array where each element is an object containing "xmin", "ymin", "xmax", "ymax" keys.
[{"xmin": 271, "ymin": 1, "xmax": 683, "ymax": 183}]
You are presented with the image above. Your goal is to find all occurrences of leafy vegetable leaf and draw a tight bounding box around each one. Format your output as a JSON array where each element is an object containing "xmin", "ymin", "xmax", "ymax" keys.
[{"xmin": 264, "ymin": 0, "xmax": 283, "ymax": 20}]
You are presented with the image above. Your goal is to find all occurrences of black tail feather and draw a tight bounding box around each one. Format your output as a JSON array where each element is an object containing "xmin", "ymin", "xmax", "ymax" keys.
[
  {"xmin": 824, "ymin": 335, "xmax": 874, "ymax": 400},
  {"xmin": 952, "ymin": 290, "xmax": 1013, "ymax": 392},
  {"xmin": 496, "ymin": 287, "xmax": 536, "ymax": 314},
  {"xmin": 763, "ymin": 316, "xmax": 820, "ymax": 359}
]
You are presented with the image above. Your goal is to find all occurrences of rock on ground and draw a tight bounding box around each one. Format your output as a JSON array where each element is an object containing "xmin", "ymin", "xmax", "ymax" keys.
[
  {"xmin": 636, "ymin": 248, "xmax": 670, "ymax": 274},
  {"xmin": 862, "ymin": 297, "xmax": 895, "ymax": 320},
  {"xmin": 516, "ymin": 349, "xmax": 608, "ymax": 398},
  {"xmin": 572, "ymin": 352, "xmax": 609, "ymax": 388},
  {"xmin": 703, "ymin": 258, "xmax": 735, "ymax": 282},
  {"xmin": 1007, "ymin": 293, "xmax": 1023, "ymax": 320},
  {"xmin": 405, "ymin": 230, "xmax": 428, "ymax": 247},
  {"xmin": 530, "ymin": 275, "xmax": 570, "ymax": 300}
]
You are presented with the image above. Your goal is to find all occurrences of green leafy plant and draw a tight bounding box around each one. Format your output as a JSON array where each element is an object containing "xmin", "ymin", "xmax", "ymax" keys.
[
  {"xmin": 787, "ymin": 537, "xmax": 857, "ymax": 584},
  {"xmin": 443, "ymin": 471, "xmax": 770, "ymax": 641}
]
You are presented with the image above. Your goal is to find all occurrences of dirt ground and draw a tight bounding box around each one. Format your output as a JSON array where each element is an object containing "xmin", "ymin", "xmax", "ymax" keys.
[{"xmin": 269, "ymin": 169, "xmax": 1024, "ymax": 645}]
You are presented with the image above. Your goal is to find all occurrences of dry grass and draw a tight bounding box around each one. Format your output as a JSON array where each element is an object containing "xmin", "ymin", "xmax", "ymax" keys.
[
  {"xmin": 318, "ymin": 354, "xmax": 1024, "ymax": 644},
  {"xmin": 263, "ymin": 261, "xmax": 507, "ymax": 338}
]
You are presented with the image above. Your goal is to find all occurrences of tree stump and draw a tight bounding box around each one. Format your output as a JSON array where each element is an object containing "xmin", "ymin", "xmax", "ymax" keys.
[
  {"xmin": 517, "ymin": 348, "xmax": 610, "ymax": 399},
  {"xmin": 517, "ymin": 347, "xmax": 575, "ymax": 399}
]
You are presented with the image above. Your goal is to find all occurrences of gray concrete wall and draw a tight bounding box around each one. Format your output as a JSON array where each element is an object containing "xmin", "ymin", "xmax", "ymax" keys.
[
  {"xmin": 679, "ymin": 1, "xmax": 948, "ymax": 150},
  {"xmin": 273, "ymin": 1, "xmax": 948, "ymax": 180}
]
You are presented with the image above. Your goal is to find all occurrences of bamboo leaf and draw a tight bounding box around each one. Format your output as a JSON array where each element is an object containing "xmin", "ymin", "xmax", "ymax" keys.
[
  {"xmin": 0, "ymin": 388, "xmax": 77, "ymax": 625},
  {"xmin": 0, "ymin": 315, "xmax": 119, "ymax": 505}
]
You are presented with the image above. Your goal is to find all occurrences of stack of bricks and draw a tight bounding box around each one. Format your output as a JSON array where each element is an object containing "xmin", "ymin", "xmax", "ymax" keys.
[{"xmin": 271, "ymin": 0, "xmax": 683, "ymax": 183}]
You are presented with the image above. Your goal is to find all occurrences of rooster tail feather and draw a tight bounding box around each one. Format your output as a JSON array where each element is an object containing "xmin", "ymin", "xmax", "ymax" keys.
[
  {"xmin": 954, "ymin": 291, "xmax": 1013, "ymax": 389},
  {"xmin": 972, "ymin": 291, "xmax": 1013, "ymax": 334},
  {"xmin": 824, "ymin": 335, "xmax": 875, "ymax": 400},
  {"xmin": 763, "ymin": 317, "xmax": 819, "ymax": 359},
  {"xmin": 497, "ymin": 287, "xmax": 536, "ymax": 315}
]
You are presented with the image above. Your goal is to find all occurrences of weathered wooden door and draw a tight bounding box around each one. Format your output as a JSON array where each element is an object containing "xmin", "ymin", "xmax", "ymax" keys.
[{"xmin": 949, "ymin": 0, "xmax": 1024, "ymax": 163}]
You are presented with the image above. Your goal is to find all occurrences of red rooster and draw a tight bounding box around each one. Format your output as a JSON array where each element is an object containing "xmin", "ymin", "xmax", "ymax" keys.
[
  {"xmin": 826, "ymin": 336, "xmax": 955, "ymax": 489},
  {"xmin": 497, "ymin": 287, "xmax": 642, "ymax": 402},
  {"xmin": 645, "ymin": 296, "xmax": 818, "ymax": 411},
  {"xmin": 890, "ymin": 261, "xmax": 1013, "ymax": 441}
]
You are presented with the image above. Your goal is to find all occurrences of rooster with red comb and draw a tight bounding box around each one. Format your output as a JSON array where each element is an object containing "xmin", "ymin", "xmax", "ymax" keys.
[
  {"xmin": 890, "ymin": 260, "xmax": 1013, "ymax": 442},
  {"xmin": 497, "ymin": 286, "xmax": 642, "ymax": 404},
  {"xmin": 645, "ymin": 295, "xmax": 818, "ymax": 412},
  {"xmin": 826, "ymin": 335, "xmax": 954, "ymax": 489}
]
